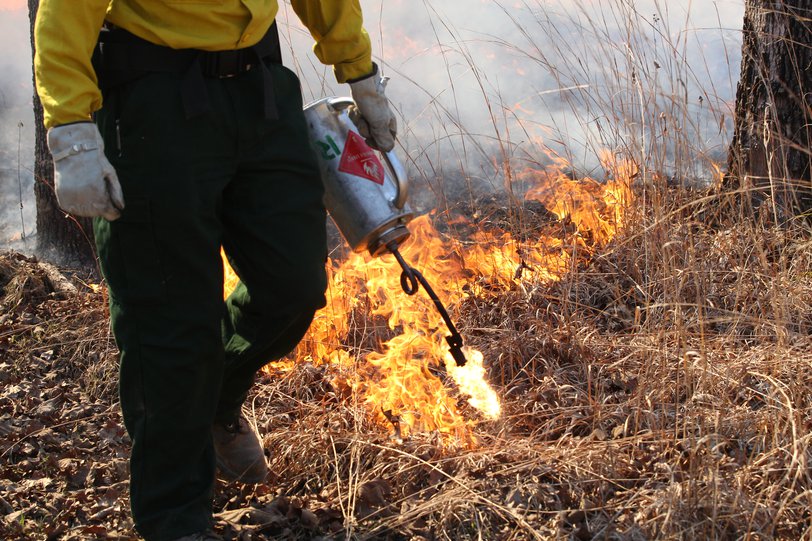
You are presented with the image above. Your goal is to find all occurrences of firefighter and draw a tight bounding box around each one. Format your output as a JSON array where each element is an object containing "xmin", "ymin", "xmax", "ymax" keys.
[{"xmin": 33, "ymin": 1, "xmax": 396, "ymax": 540}]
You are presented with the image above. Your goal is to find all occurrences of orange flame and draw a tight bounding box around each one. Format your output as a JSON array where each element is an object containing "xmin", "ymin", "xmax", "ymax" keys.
[
  {"xmin": 223, "ymin": 150, "xmax": 635, "ymax": 446},
  {"xmin": 522, "ymin": 149, "xmax": 635, "ymax": 247}
]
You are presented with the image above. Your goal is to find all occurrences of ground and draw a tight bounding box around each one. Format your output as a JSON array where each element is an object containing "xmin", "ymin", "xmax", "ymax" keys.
[{"xmin": 2, "ymin": 188, "xmax": 812, "ymax": 540}]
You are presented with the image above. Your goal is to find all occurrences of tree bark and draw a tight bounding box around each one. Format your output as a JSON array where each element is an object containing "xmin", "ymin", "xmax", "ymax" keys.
[
  {"xmin": 727, "ymin": 0, "xmax": 812, "ymax": 222},
  {"xmin": 27, "ymin": 0, "xmax": 97, "ymax": 271}
]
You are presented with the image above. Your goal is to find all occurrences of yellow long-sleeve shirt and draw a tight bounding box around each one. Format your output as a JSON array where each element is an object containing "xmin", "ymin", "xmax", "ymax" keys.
[{"xmin": 34, "ymin": 0, "xmax": 373, "ymax": 128}]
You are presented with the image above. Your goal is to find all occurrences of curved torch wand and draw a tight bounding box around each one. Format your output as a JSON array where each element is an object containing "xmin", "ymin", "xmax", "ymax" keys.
[{"xmin": 386, "ymin": 241, "xmax": 468, "ymax": 367}]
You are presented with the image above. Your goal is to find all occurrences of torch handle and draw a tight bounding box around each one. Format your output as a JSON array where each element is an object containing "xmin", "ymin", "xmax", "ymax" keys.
[{"xmin": 326, "ymin": 97, "xmax": 409, "ymax": 209}]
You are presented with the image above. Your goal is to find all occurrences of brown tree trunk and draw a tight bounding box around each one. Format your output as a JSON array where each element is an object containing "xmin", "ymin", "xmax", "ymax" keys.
[
  {"xmin": 727, "ymin": 0, "xmax": 812, "ymax": 222},
  {"xmin": 27, "ymin": 0, "xmax": 97, "ymax": 271}
]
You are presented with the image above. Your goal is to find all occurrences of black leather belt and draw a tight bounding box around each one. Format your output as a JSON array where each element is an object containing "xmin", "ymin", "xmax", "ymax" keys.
[
  {"xmin": 93, "ymin": 23, "xmax": 283, "ymax": 119},
  {"xmin": 201, "ymin": 48, "xmax": 256, "ymax": 79}
]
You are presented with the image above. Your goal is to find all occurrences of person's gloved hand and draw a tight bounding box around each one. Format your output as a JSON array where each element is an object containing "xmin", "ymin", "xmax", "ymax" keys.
[
  {"xmin": 348, "ymin": 63, "xmax": 397, "ymax": 152},
  {"xmin": 47, "ymin": 122, "xmax": 124, "ymax": 221}
]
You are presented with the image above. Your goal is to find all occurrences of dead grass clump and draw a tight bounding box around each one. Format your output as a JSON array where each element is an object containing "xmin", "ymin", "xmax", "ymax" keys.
[
  {"xmin": 539, "ymin": 186, "xmax": 812, "ymax": 346},
  {"xmin": 0, "ymin": 251, "xmax": 117, "ymax": 400},
  {"xmin": 0, "ymin": 252, "xmax": 56, "ymax": 315}
]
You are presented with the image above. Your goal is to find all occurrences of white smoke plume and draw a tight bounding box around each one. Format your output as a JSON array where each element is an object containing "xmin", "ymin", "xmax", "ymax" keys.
[
  {"xmin": 0, "ymin": 5, "xmax": 34, "ymax": 252},
  {"xmin": 282, "ymin": 0, "xmax": 745, "ymax": 203},
  {"xmin": 1, "ymin": 1, "xmax": 744, "ymax": 248}
]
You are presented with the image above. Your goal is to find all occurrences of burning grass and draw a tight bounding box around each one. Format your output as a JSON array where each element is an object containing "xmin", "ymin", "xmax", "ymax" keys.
[
  {"xmin": 3, "ymin": 175, "xmax": 812, "ymax": 539},
  {"xmin": 241, "ymin": 184, "xmax": 812, "ymax": 540}
]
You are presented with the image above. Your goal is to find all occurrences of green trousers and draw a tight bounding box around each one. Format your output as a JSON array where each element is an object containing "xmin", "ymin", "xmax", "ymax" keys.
[{"xmin": 93, "ymin": 63, "xmax": 327, "ymax": 541}]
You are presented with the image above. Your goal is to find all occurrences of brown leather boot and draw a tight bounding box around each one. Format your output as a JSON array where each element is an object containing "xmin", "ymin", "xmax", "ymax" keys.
[{"xmin": 212, "ymin": 413, "xmax": 269, "ymax": 484}]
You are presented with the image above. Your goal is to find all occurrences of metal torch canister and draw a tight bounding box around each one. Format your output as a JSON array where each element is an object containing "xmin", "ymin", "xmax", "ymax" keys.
[{"xmin": 303, "ymin": 97, "xmax": 413, "ymax": 257}]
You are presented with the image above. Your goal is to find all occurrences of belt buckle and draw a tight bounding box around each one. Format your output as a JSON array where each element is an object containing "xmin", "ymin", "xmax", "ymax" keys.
[
  {"xmin": 202, "ymin": 49, "xmax": 246, "ymax": 78},
  {"xmin": 218, "ymin": 50, "xmax": 241, "ymax": 78}
]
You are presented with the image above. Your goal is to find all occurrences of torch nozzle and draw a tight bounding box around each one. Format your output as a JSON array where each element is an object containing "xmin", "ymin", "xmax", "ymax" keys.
[
  {"xmin": 386, "ymin": 242, "xmax": 468, "ymax": 367},
  {"xmin": 446, "ymin": 336, "xmax": 468, "ymax": 368}
]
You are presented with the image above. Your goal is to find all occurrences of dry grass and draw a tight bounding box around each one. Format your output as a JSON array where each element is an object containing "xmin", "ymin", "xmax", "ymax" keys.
[
  {"xmin": 4, "ymin": 180, "xmax": 812, "ymax": 539},
  {"xmin": 237, "ymin": 185, "xmax": 812, "ymax": 540}
]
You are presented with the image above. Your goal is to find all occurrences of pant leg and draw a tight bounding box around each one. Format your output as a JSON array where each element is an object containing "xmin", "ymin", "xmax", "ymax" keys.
[
  {"xmin": 216, "ymin": 64, "xmax": 328, "ymax": 420},
  {"xmin": 94, "ymin": 71, "xmax": 240, "ymax": 541}
]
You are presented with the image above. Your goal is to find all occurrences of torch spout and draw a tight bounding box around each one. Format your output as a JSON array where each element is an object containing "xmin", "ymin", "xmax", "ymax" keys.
[{"xmin": 387, "ymin": 242, "xmax": 468, "ymax": 366}]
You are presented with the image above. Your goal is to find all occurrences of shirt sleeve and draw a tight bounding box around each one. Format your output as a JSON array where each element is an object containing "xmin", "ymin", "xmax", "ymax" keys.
[
  {"xmin": 289, "ymin": 0, "xmax": 373, "ymax": 83},
  {"xmin": 34, "ymin": 0, "xmax": 110, "ymax": 128}
]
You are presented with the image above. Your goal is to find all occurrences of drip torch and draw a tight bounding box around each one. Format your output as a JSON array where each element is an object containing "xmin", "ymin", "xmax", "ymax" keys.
[{"xmin": 303, "ymin": 97, "xmax": 468, "ymax": 366}]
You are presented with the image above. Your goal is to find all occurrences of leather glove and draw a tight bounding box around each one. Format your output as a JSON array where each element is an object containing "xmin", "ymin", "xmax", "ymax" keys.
[
  {"xmin": 47, "ymin": 122, "xmax": 124, "ymax": 221},
  {"xmin": 348, "ymin": 63, "xmax": 397, "ymax": 152}
]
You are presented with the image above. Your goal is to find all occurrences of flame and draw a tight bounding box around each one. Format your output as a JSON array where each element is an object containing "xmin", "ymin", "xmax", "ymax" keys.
[
  {"xmin": 445, "ymin": 347, "xmax": 502, "ymax": 420},
  {"xmin": 223, "ymin": 150, "xmax": 634, "ymax": 446},
  {"xmin": 522, "ymin": 149, "xmax": 635, "ymax": 247}
]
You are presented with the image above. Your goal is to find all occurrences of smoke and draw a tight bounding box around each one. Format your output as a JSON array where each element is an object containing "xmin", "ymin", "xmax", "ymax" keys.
[
  {"xmin": 2, "ymin": 1, "xmax": 745, "ymax": 248},
  {"xmin": 282, "ymin": 0, "xmax": 744, "ymax": 198},
  {"xmin": 0, "ymin": 6, "xmax": 35, "ymax": 252}
]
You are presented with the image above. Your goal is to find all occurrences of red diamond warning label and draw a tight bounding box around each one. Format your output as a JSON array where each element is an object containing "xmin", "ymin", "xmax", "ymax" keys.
[{"xmin": 338, "ymin": 130, "xmax": 385, "ymax": 185}]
